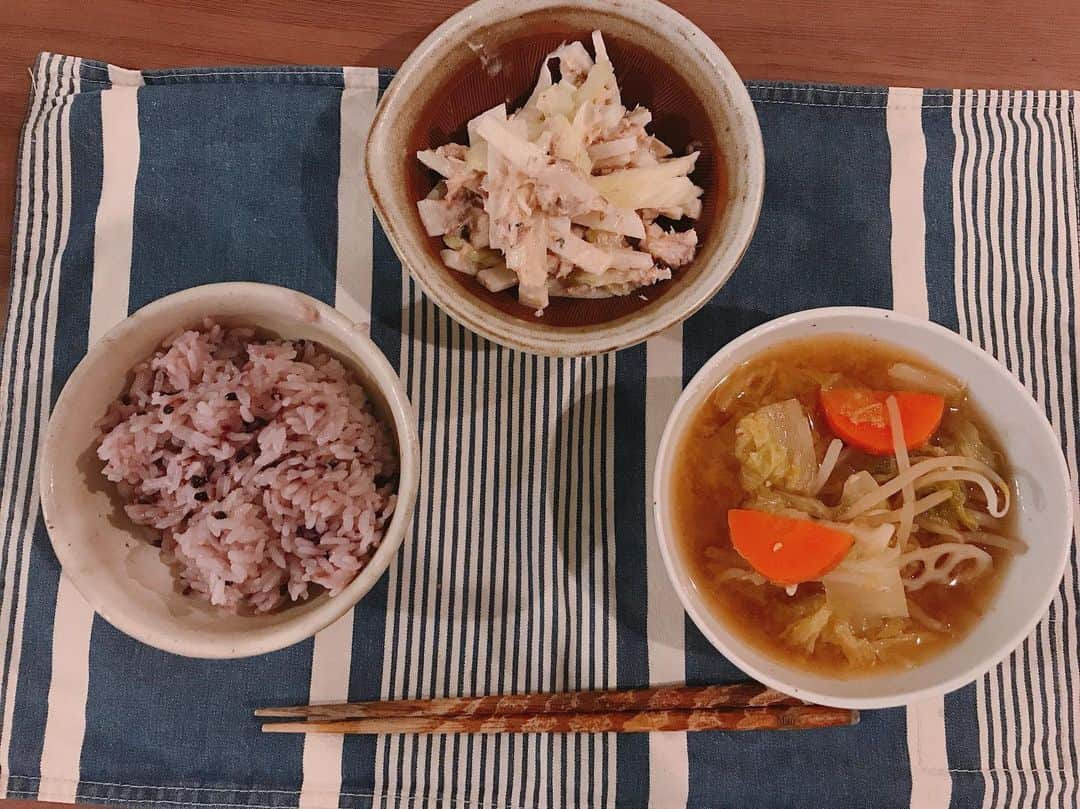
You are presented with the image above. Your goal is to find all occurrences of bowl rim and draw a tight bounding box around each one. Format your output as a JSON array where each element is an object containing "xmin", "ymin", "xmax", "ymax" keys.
[
  {"xmin": 39, "ymin": 282, "xmax": 421, "ymax": 659},
  {"xmin": 652, "ymin": 305, "xmax": 1076, "ymax": 709},
  {"xmin": 366, "ymin": 0, "xmax": 765, "ymax": 357}
]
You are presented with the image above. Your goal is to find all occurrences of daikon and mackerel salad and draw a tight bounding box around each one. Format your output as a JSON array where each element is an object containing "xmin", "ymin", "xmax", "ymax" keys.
[
  {"xmin": 417, "ymin": 31, "xmax": 704, "ymax": 315},
  {"xmin": 366, "ymin": 0, "xmax": 764, "ymax": 356}
]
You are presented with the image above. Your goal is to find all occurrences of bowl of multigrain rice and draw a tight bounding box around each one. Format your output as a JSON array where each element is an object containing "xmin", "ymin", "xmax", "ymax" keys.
[{"xmin": 39, "ymin": 282, "xmax": 420, "ymax": 658}]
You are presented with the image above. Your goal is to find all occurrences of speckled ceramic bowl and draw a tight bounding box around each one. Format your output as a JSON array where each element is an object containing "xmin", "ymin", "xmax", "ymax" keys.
[
  {"xmin": 39, "ymin": 283, "xmax": 421, "ymax": 658},
  {"xmin": 367, "ymin": 0, "xmax": 764, "ymax": 356}
]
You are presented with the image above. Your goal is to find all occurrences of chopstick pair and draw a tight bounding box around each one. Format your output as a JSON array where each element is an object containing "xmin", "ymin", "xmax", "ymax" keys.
[{"xmin": 257, "ymin": 683, "xmax": 858, "ymax": 735}]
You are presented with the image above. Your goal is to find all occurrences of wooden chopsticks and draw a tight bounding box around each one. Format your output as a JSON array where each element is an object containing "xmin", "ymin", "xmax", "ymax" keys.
[{"xmin": 257, "ymin": 683, "xmax": 858, "ymax": 735}]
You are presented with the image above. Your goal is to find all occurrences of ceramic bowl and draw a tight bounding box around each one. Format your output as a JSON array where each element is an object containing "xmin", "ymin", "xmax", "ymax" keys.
[
  {"xmin": 366, "ymin": 0, "xmax": 764, "ymax": 356},
  {"xmin": 653, "ymin": 307, "xmax": 1074, "ymax": 709},
  {"xmin": 39, "ymin": 282, "xmax": 421, "ymax": 659}
]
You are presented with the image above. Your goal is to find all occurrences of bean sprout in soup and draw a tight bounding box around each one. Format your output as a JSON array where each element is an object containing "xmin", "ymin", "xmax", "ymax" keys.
[{"xmin": 671, "ymin": 335, "xmax": 1021, "ymax": 676}]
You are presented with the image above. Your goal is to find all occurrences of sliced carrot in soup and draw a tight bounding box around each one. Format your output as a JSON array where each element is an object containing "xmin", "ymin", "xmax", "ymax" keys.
[
  {"xmin": 727, "ymin": 509, "xmax": 854, "ymax": 586},
  {"xmin": 819, "ymin": 388, "xmax": 945, "ymax": 455}
]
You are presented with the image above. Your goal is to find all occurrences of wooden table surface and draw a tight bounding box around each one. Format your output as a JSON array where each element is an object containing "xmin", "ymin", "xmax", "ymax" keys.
[{"xmin": 0, "ymin": 0, "xmax": 1078, "ymax": 805}]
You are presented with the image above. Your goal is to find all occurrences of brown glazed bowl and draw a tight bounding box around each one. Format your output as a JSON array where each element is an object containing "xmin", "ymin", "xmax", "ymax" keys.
[{"xmin": 366, "ymin": 0, "xmax": 764, "ymax": 356}]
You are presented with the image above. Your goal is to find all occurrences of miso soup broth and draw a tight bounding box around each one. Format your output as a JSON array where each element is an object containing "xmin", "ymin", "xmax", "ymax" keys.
[{"xmin": 671, "ymin": 335, "xmax": 1020, "ymax": 677}]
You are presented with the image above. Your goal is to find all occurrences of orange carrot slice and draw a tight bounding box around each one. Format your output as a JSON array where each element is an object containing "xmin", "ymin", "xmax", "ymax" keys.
[
  {"xmin": 727, "ymin": 510, "xmax": 854, "ymax": 585},
  {"xmin": 819, "ymin": 388, "xmax": 945, "ymax": 456}
]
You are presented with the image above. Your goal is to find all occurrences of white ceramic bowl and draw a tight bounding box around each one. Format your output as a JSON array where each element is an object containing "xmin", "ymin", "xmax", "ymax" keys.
[
  {"xmin": 39, "ymin": 283, "xmax": 421, "ymax": 659},
  {"xmin": 367, "ymin": 0, "xmax": 764, "ymax": 356},
  {"xmin": 653, "ymin": 306, "xmax": 1074, "ymax": 709}
]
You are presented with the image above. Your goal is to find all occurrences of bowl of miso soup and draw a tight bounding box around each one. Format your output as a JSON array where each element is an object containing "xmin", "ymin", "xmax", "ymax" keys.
[{"xmin": 653, "ymin": 307, "xmax": 1073, "ymax": 709}]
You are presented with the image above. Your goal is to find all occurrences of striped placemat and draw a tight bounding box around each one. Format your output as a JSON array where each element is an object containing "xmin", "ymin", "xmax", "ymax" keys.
[{"xmin": 0, "ymin": 54, "xmax": 1077, "ymax": 808}]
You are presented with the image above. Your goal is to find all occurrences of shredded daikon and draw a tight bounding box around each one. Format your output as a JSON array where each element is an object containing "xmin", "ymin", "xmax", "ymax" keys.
[{"xmin": 416, "ymin": 31, "xmax": 704, "ymax": 313}]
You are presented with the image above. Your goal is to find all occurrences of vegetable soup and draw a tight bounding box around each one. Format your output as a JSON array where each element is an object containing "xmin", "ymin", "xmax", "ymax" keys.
[{"xmin": 671, "ymin": 335, "xmax": 1020, "ymax": 676}]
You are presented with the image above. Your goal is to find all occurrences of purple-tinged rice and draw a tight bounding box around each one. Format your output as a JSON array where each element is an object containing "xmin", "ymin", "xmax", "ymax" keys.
[{"xmin": 97, "ymin": 320, "xmax": 397, "ymax": 613}]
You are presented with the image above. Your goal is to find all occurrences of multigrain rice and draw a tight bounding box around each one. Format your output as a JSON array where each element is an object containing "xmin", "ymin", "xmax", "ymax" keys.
[{"xmin": 97, "ymin": 320, "xmax": 397, "ymax": 613}]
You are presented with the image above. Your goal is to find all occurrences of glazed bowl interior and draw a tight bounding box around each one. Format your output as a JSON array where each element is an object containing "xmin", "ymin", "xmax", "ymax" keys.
[
  {"xmin": 653, "ymin": 307, "xmax": 1074, "ymax": 709},
  {"xmin": 369, "ymin": 0, "xmax": 763, "ymax": 355},
  {"xmin": 39, "ymin": 283, "xmax": 419, "ymax": 659}
]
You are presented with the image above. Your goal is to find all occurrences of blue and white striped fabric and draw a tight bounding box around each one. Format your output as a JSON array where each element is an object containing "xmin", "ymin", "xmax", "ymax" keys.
[{"xmin": 1, "ymin": 53, "xmax": 1077, "ymax": 809}]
